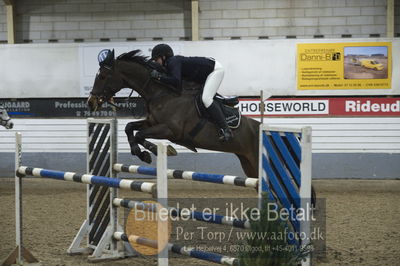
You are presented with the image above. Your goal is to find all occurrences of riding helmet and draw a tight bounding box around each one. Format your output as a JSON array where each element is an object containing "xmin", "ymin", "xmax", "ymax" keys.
[{"xmin": 151, "ymin": 44, "xmax": 174, "ymax": 60}]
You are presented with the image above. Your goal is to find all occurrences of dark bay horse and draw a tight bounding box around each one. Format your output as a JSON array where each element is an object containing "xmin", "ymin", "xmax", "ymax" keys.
[
  {"xmin": 0, "ymin": 106, "xmax": 13, "ymax": 129},
  {"xmin": 87, "ymin": 49, "xmax": 260, "ymax": 178}
]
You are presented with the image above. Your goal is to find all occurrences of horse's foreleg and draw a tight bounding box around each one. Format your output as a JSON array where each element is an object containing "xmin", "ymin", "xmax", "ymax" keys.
[
  {"xmin": 134, "ymin": 124, "xmax": 177, "ymax": 163},
  {"xmin": 140, "ymin": 140, "xmax": 177, "ymax": 157},
  {"xmin": 125, "ymin": 120, "xmax": 148, "ymax": 159},
  {"xmin": 140, "ymin": 140, "xmax": 158, "ymax": 155},
  {"xmin": 125, "ymin": 120, "xmax": 174, "ymax": 159}
]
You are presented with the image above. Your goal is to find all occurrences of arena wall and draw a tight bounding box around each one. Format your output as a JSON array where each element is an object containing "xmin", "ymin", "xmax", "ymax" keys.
[
  {"xmin": 0, "ymin": 38, "xmax": 399, "ymax": 97},
  {"xmin": 0, "ymin": 0, "xmax": 394, "ymax": 42}
]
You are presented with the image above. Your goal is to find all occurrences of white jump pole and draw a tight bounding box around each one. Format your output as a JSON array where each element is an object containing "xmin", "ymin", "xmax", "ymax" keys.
[
  {"xmin": 15, "ymin": 132, "xmax": 23, "ymax": 264},
  {"xmin": 157, "ymin": 142, "xmax": 169, "ymax": 266}
]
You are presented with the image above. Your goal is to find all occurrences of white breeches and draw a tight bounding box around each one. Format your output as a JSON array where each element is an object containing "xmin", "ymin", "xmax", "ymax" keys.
[{"xmin": 202, "ymin": 60, "xmax": 224, "ymax": 108}]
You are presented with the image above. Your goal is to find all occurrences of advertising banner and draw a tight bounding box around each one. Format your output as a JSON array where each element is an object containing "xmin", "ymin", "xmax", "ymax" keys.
[
  {"xmin": 2, "ymin": 97, "xmax": 399, "ymax": 118},
  {"xmin": 0, "ymin": 98, "xmax": 145, "ymax": 118},
  {"xmin": 297, "ymin": 42, "xmax": 392, "ymax": 90}
]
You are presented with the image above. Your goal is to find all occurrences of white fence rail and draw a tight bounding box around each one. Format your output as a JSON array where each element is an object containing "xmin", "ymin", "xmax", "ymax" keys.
[{"xmin": 0, "ymin": 117, "xmax": 399, "ymax": 153}]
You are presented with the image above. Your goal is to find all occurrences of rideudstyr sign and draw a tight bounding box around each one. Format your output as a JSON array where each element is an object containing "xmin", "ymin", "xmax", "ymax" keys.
[{"xmin": 240, "ymin": 97, "xmax": 400, "ymax": 117}]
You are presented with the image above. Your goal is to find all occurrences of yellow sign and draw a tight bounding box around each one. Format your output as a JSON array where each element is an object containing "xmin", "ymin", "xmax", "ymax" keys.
[{"xmin": 297, "ymin": 42, "xmax": 392, "ymax": 90}]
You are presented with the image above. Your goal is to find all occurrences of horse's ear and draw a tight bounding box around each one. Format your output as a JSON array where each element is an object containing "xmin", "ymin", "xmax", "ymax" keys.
[{"xmin": 110, "ymin": 49, "xmax": 115, "ymax": 60}]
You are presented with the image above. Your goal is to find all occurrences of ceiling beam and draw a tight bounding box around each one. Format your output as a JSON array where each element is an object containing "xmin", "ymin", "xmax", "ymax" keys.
[
  {"xmin": 191, "ymin": 0, "xmax": 199, "ymax": 41},
  {"xmin": 4, "ymin": 0, "xmax": 16, "ymax": 44},
  {"xmin": 387, "ymin": 0, "xmax": 394, "ymax": 38}
]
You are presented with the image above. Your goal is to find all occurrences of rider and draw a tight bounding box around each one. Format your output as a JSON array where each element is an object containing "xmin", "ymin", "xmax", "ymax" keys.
[{"xmin": 150, "ymin": 43, "xmax": 233, "ymax": 142}]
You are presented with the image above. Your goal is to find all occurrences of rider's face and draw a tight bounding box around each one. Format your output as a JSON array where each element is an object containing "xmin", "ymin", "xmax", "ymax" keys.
[{"xmin": 155, "ymin": 57, "xmax": 163, "ymax": 65}]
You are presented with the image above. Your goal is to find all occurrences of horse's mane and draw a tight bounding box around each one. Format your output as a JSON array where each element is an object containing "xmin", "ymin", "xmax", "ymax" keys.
[
  {"xmin": 117, "ymin": 49, "xmax": 166, "ymax": 72},
  {"xmin": 117, "ymin": 49, "xmax": 148, "ymax": 65},
  {"xmin": 116, "ymin": 49, "xmax": 202, "ymax": 92}
]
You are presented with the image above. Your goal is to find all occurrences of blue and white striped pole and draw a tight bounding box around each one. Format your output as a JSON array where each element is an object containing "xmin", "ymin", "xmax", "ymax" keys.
[
  {"xmin": 113, "ymin": 163, "xmax": 258, "ymax": 188},
  {"xmin": 113, "ymin": 198, "xmax": 251, "ymax": 229},
  {"xmin": 17, "ymin": 166, "xmax": 156, "ymax": 195},
  {"xmin": 113, "ymin": 232, "xmax": 239, "ymax": 266}
]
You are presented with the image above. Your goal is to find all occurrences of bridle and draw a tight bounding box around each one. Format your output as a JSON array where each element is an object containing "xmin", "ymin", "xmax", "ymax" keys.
[
  {"xmin": 0, "ymin": 119, "xmax": 11, "ymax": 127},
  {"xmin": 91, "ymin": 70, "xmax": 152, "ymax": 110},
  {"xmin": 0, "ymin": 108, "xmax": 12, "ymax": 128}
]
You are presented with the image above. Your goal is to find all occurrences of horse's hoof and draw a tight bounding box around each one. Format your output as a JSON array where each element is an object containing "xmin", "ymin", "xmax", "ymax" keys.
[
  {"xmin": 148, "ymin": 145, "xmax": 158, "ymax": 156},
  {"xmin": 131, "ymin": 146, "xmax": 141, "ymax": 156},
  {"xmin": 167, "ymin": 145, "xmax": 177, "ymax": 156},
  {"xmin": 139, "ymin": 151, "xmax": 152, "ymax": 164}
]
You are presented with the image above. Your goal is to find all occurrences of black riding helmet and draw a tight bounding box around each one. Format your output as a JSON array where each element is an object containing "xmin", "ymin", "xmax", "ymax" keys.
[{"xmin": 151, "ymin": 44, "xmax": 174, "ymax": 60}]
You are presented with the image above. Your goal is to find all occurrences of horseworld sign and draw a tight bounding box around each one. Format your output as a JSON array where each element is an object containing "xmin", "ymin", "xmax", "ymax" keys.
[{"xmin": 241, "ymin": 99, "xmax": 329, "ymax": 116}]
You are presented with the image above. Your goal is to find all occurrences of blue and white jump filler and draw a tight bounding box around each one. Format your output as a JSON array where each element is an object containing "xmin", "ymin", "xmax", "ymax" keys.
[{"xmin": 259, "ymin": 125, "xmax": 312, "ymax": 266}]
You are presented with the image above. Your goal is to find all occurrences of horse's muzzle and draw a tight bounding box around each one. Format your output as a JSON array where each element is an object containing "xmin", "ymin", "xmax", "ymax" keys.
[{"xmin": 87, "ymin": 95, "xmax": 102, "ymax": 111}]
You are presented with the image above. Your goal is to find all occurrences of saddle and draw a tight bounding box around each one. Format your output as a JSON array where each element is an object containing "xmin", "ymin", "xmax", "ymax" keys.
[{"xmin": 194, "ymin": 94, "xmax": 241, "ymax": 129}]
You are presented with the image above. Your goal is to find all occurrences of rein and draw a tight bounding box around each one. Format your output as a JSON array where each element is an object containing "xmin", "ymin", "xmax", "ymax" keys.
[{"xmin": 106, "ymin": 76, "xmax": 152, "ymax": 110}]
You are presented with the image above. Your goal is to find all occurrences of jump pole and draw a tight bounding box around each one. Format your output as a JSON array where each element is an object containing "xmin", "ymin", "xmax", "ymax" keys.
[
  {"xmin": 113, "ymin": 233, "xmax": 239, "ymax": 266},
  {"xmin": 113, "ymin": 198, "xmax": 251, "ymax": 229},
  {"xmin": 113, "ymin": 164, "xmax": 258, "ymax": 188}
]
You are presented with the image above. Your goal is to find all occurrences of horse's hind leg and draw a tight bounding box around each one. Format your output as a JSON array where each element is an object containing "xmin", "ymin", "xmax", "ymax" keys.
[{"xmin": 236, "ymin": 154, "xmax": 258, "ymax": 178}]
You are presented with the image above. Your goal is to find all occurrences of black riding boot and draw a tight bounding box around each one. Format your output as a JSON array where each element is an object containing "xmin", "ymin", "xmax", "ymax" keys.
[{"xmin": 206, "ymin": 102, "xmax": 233, "ymax": 142}]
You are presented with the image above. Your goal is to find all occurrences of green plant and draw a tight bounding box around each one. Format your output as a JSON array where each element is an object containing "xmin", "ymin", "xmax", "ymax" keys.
[{"xmin": 239, "ymin": 193, "xmax": 310, "ymax": 266}]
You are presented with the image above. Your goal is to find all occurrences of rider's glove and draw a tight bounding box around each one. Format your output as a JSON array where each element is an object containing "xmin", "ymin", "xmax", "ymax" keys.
[{"xmin": 150, "ymin": 70, "xmax": 162, "ymax": 80}]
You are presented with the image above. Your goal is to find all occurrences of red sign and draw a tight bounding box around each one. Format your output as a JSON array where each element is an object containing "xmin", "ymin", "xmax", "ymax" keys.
[
  {"xmin": 329, "ymin": 98, "xmax": 400, "ymax": 116},
  {"xmin": 239, "ymin": 97, "xmax": 400, "ymax": 117}
]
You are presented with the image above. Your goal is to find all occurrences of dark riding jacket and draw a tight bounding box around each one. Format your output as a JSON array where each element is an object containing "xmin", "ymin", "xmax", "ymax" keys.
[{"xmin": 159, "ymin": 56, "xmax": 215, "ymax": 90}]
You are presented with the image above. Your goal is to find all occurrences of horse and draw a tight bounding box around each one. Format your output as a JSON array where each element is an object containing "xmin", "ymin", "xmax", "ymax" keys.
[
  {"xmin": 0, "ymin": 106, "xmax": 13, "ymax": 129},
  {"xmin": 87, "ymin": 49, "xmax": 260, "ymax": 178},
  {"xmin": 86, "ymin": 49, "xmax": 317, "ymax": 206}
]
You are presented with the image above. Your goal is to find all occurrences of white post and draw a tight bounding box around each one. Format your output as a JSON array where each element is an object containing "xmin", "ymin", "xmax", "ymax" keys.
[
  {"xmin": 157, "ymin": 143, "xmax": 169, "ymax": 266},
  {"xmin": 15, "ymin": 132, "xmax": 22, "ymax": 264},
  {"xmin": 300, "ymin": 127, "xmax": 312, "ymax": 266},
  {"xmin": 260, "ymin": 89, "xmax": 272, "ymax": 125},
  {"xmin": 260, "ymin": 90, "xmax": 264, "ymax": 125},
  {"xmin": 109, "ymin": 118, "xmax": 120, "ymax": 255},
  {"xmin": 258, "ymin": 124, "xmax": 264, "ymax": 210}
]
